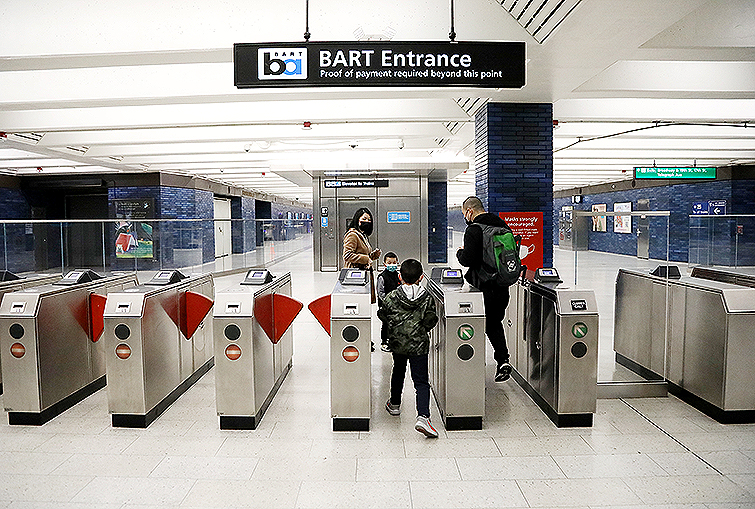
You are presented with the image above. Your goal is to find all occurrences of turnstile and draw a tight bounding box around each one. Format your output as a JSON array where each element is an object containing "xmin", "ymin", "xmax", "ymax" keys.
[
  {"xmin": 615, "ymin": 268, "xmax": 755, "ymax": 423},
  {"xmin": 329, "ymin": 268, "xmax": 372, "ymax": 431},
  {"xmin": 214, "ymin": 269, "xmax": 301, "ymax": 430},
  {"xmin": 426, "ymin": 268, "xmax": 485, "ymax": 430},
  {"xmin": 0, "ymin": 272, "xmax": 62, "ymax": 394},
  {"xmin": 505, "ymin": 268, "xmax": 599, "ymax": 427},
  {"xmin": 103, "ymin": 270, "xmax": 214, "ymax": 427},
  {"xmin": 0, "ymin": 270, "xmax": 138, "ymax": 425}
]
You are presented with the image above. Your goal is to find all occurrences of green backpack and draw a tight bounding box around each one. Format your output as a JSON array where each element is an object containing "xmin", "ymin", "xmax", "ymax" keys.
[{"xmin": 474, "ymin": 223, "xmax": 522, "ymax": 288}]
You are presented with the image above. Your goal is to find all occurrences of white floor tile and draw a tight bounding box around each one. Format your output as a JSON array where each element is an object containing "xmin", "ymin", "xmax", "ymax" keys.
[
  {"xmin": 404, "ymin": 437, "xmax": 500, "ymax": 458},
  {"xmin": 149, "ymin": 455, "xmax": 258, "ymax": 480},
  {"xmin": 70, "ymin": 476, "xmax": 195, "ymax": 506},
  {"xmin": 252, "ymin": 457, "xmax": 356, "ymax": 481},
  {"xmin": 182, "ymin": 479, "xmax": 300, "ymax": 507},
  {"xmin": 623, "ymin": 475, "xmax": 755, "ymax": 505},
  {"xmin": 552, "ymin": 453, "xmax": 668, "ymax": 478},
  {"xmin": 457, "ymin": 456, "xmax": 565, "ymax": 480},
  {"xmin": 517, "ymin": 478, "xmax": 643, "ymax": 507},
  {"xmin": 357, "ymin": 457, "xmax": 460, "ymax": 481},
  {"xmin": 0, "ymin": 474, "xmax": 93, "ymax": 503},
  {"xmin": 122, "ymin": 436, "xmax": 225, "ymax": 457},
  {"xmin": 50, "ymin": 453, "xmax": 163, "ymax": 478},
  {"xmin": 0, "ymin": 452, "xmax": 71, "ymax": 475},
  {"xmin": 410, "ymin": 480, "xmax": 527, "ymax": 508},
  {"xmin": 296, "ymin": 480, "xmax": 411, "ymax": 509}
]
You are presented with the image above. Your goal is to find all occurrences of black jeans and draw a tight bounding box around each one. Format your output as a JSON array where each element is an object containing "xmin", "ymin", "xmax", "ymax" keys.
[
  {"xmin": 482, "ymin": 284, "xmax": 510, "ymax": 366},
  {"xmin": 389, "ymin": 352, "xmax": 431, "ymax": 418}
]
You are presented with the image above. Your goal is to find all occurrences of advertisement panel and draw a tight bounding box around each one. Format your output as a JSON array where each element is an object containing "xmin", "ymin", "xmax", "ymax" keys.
[
  {"xmin": 235, "ymin": 41, "xmax": 525, "ymax": 89},
  {"xmin": 499, "ymin": 212, "xmax": 544, "ymax": 271},
  {"xmin": 111, "ymin": 199, "xmax": 154, "ymax": 259},
  {"xmin": 614, "ymin": 202, "xmax": 632, "ymax": 234}
]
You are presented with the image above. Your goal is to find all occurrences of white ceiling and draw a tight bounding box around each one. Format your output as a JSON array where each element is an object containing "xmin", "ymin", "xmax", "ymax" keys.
[{"xmin": 1, "ymin": 0, "xmax": 754, "ymax": 207}]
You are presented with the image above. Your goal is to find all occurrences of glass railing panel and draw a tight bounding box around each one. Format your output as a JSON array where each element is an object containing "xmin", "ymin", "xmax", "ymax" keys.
[{"xmin": 572, "ymin": 210, "xmax": 672, "ymax": 384}]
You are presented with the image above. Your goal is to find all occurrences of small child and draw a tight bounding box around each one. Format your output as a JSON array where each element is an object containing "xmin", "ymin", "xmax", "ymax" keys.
[
  {"xmin": 376, "ymin": 252, "xmax": 401, "ymax": 352},
  {"xmin": 377, "ymin": 259, "xmax": 440, "ymax": 438}
]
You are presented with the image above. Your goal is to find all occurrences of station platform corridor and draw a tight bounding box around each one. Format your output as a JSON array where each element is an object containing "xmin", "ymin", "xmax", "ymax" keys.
[{"xmin": 1, "ymin": 246, "xmax": 754, "ymax": 508}]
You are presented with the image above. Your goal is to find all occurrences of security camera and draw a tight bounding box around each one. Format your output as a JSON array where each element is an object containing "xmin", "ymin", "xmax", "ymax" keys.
[
  {"xmin": 398, "ymin": 139, "xmax": 405, "ymax": 150},
  {"xmin": 349, "ymin": 143, "xmax": 358, "ymax": 149},
  {"xmin": 244, "ymin": 144, "xmax": 252, "ymax": 152}
]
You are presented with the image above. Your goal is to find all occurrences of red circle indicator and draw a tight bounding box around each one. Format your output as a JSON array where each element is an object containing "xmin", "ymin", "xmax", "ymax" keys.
[
  {"xmin": 10, "ymin": 342, "xmax": 25, "ymax": 358},
  {"xmin": 342, "ymin": 346, "xmax": 359, "ymax": 362},
  {"xmin": 115, "ymin": 343, "xmax": 132, "ymax": 359},
  {"xmin": 225, "ymin": 344, "xmax": 242, "ymax": 361}
]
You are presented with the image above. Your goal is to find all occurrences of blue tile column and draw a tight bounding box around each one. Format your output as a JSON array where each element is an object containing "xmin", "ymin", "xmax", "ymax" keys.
[
  {"xmin": 428, "ymin": 180, "xmax": 448, "ymax": 263},
  {"xmin": 475, "ymin": 102, "xmax": 553, "ymax": 267}
]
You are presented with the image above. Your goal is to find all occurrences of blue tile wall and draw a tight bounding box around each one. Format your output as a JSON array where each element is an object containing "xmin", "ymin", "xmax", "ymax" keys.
[
  {"xmin": 428, "ymin": 181, "xmax": 448, "ymax": 263},
  {"xmin": 0, "ymin": 188, "xmax": 33, "ymax": 273},
  {"xmin": 231, "ymin": 196, "xmax": 257, "ymax": 254},
  {"xmin": 475, "ymin": 103, "xmax": 554, "ymax": 267},
  {"xmin": 553, "ymin": 179, "xmax": 755, "ymax": 264}
]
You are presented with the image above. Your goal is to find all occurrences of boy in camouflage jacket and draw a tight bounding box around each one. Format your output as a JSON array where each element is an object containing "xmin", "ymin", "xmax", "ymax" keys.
[{"xmin": 377, "ymin": 259, "xmax": 440, "ymax": 437}]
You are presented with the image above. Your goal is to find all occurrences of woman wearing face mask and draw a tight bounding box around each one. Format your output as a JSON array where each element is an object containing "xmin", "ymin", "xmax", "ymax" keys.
[{"xmin": 343, "ymin": 207, "xmax": 381, "ymax": 302}]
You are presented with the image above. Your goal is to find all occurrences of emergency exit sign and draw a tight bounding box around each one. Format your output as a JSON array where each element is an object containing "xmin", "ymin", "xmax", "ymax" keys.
[{"xmin": 634, "ymin": 167, "xmax": 716, "ymax": 179}]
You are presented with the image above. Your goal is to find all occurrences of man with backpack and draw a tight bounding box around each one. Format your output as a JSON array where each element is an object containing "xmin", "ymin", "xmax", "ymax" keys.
[{"xmin": 456, "ymin": 196, "xmax": 519, "ymax": 382}]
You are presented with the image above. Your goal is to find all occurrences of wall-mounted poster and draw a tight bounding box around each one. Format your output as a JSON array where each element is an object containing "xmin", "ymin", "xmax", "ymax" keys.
[
  {"xmin": 111, "ymin": 198, "xmax": 155, "ymax": 259},
  {"xmin": 614, "ymin": 202, "xmax": 632, "ymax": 234},
  {"xmin": 592, "ymin": 204, "xmax": 607, "ymax": 232}
]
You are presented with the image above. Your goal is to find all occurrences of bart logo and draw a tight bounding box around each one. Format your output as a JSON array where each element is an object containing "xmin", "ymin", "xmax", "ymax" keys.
[{"xmin": 258, "ymin": 48, "xmax": 307, "ymax": 80}]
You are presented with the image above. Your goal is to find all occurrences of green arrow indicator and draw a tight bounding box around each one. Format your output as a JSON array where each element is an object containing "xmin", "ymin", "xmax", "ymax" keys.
[
  {"xmin": 457, "ymin": 324, "xmax": 475, "ymax": 341},
  {"xmin": 572, "ymin": 322, "xmax": 588, "ymax": 338}
]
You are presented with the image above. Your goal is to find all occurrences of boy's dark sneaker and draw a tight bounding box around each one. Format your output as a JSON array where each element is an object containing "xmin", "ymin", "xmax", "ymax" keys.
[
  {"xmin": 385, "ymin": 399, "xmax": 400, "ymax": 416},
  {"xmin": 495, "ymin": 362, "xmax": 512, "ymax": 382}
]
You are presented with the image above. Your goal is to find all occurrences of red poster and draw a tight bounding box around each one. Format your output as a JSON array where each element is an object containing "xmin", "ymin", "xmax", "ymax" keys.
[{"xmin": 498, "ymin": 212, "xmax": 544, "ymax": 271}]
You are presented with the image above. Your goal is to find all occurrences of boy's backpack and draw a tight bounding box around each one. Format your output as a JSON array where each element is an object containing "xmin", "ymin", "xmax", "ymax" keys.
[{"xmin": 474, "ymin": 223, "xmax": 522, "ymax": 288}]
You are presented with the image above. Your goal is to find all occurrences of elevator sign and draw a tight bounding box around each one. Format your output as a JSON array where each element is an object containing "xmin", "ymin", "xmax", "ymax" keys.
[
  {"xmin": 387, "ymin": 211, "xmax": 411, "ymax": 223},
  {"xmin": 235, "ymin": 41, "xmax": 525, "ymax": 89}
]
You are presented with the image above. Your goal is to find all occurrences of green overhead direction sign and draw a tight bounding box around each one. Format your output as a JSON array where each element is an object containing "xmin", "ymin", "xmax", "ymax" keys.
[{"xmin": 634, "ymin": 167, "xmax": 716, "ymax": 179}]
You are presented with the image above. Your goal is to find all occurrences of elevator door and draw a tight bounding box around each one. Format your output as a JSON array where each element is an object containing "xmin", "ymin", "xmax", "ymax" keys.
[
  {"xmin": 637, "ymin": 199, "xmax": 649, "ymax": 259},
  {"xmin": 65, "ymin": 194, "xmax": 108, "ymax": 269},
  {"xmin": 338, "ymin": 199, "xmax": 376, "ymax": 270},
  {"xmin": 214, "ymin": 198, "xmax": 232, "ymax": 270}
]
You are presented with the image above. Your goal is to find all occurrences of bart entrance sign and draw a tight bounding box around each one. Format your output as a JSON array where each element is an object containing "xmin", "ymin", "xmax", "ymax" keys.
[{"xmin": 234, "ymin": 41, "xmax": 525, "ymax": 89}]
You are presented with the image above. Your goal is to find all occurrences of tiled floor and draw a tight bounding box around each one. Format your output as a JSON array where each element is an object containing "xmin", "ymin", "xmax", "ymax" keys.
[{"xmin": 1, "ymin": 248, "xmax": 754, "ymax": 508}]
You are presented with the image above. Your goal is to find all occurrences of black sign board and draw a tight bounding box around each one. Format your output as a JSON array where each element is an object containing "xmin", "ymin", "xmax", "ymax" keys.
[
  {"xmin": 235, "ymin": 41, "xmax": 525, "ymax": 89},
  {"xmin": 324, "ymin": 179, "xmax": 389, "ymax": 188},
  {"xmin": 570, "ymin": 300, "xmax": 587, "ymax": 311}
]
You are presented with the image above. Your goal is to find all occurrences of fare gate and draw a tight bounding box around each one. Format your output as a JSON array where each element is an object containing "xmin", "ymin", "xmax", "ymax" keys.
[
  {"xmin": 309, "ymin": 269, "xmax": 372, "ymax": 431},
  {"xmin": 426, "ymin": 268, "xmax": 485, "ymax": 430},
  {"xmin": 214, "ymin": 269, "xmax": 302, "ymax": 430},
  {"xmin": 505, "ymin": 268, "xmax": 599, "ymax": 427},
  {"xmin": 0, "ymin": 270, "xmax": 138, "ymax": 425},
  {"xmin": 103, "ymin": 270, "xmax": 214, "ymax": 428},
  {"xmin": 615, "ymin": 267, "xmax": 755, "ymax": 423},
  {"xmin": 0, "ymin": 271, "xmax": 62, "ymax": 394}
]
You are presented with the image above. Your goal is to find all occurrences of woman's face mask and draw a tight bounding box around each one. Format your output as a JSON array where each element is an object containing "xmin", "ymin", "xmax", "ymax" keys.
[{"xmin": 359, "ymin": 220, "xmax": 373, "ymax": 236}]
